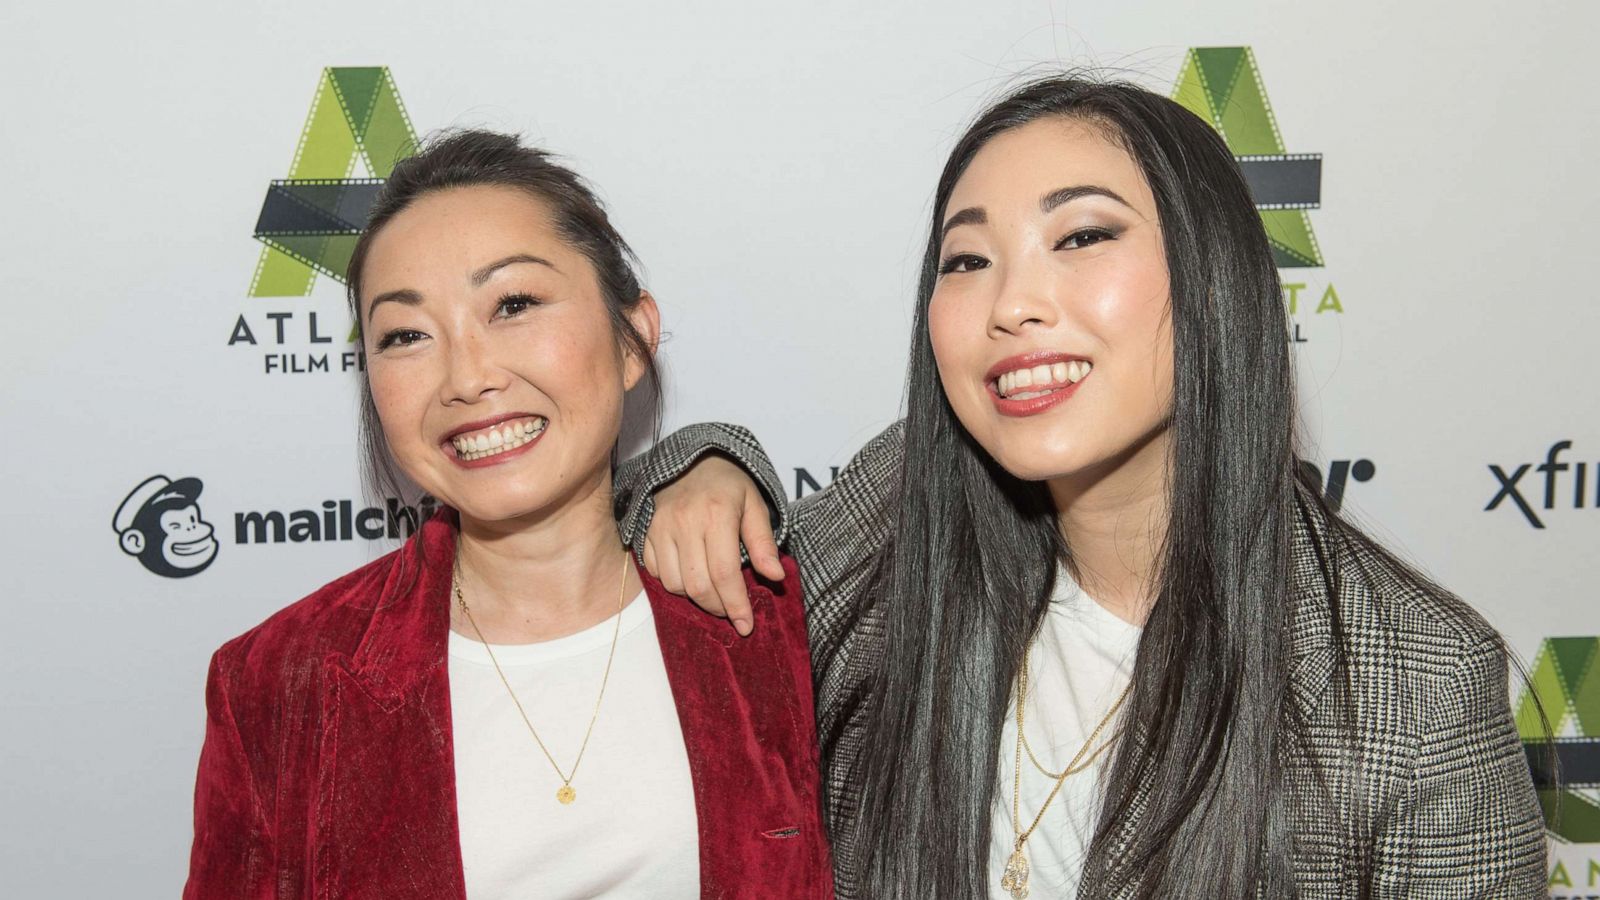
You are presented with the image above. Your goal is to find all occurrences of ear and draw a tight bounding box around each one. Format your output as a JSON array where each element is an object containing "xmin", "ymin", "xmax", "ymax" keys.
[
  {"xmin": 621, "ymin": 290, "xmax": 661, "ymax": 392},
  {"xmin": 120, "ymin": 530, "xmax": 146, "ymax": 556}
]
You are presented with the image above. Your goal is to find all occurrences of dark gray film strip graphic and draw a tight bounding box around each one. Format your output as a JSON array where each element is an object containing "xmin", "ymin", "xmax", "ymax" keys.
[{"xmin": 1237, "ymin": 153, "xmax": 1322, "ymax": 210}]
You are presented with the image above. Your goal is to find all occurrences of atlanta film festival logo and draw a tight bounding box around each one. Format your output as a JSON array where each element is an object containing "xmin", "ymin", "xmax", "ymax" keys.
[{"xmin": 113, "ymin": 476, "xmax": 219, "ymax": 578}]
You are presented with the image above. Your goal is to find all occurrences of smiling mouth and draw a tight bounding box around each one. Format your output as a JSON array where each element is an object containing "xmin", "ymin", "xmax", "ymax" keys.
[
  {"xmin": 172, "ymin": 537, "xmax": 216, "ymax": 556},
  {"xmin": 992, "ymin": 359, "xmax": 1093, "ymax": 400},
  {"xmin": 448, "ymin": 415, "xmax": 548, "ymax": 462}
]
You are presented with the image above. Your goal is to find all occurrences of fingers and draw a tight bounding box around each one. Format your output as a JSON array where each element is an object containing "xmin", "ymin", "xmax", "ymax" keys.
[
  {"xmin": 642, "ymin": 538, "xmax": 659, "ymax": 578},
  {"xmin": 741, "ymin": 490, "xmax": 784, "ymax": 582},
  {"xmin": 654, "ymin": 534, "xmax": 690, "ymax": 601},
  {"xmin": 706, "ymin": 525, "xmax": 753, "ymax": 637}
]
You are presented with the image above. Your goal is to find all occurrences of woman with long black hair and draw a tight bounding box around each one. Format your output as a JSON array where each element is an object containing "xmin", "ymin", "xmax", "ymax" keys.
[{"xmin": 616, "ymin": 76, "xmax": 1545, "ymax": 897}]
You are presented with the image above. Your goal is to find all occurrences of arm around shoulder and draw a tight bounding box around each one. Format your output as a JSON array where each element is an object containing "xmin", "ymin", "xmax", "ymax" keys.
[
  {"xmin": 184, "ymin": 647, "xmax": 273, "ymax": 899},
  {"xmin": 614, "ymin": 423, "xmax": 791, "ymax": 555}
]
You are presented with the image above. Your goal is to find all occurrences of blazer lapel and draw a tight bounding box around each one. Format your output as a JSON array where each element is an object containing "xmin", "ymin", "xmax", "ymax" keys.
[
  {"xmin": 644, "ymin": 564, "xmax": 831, "ymax": 899},
  {"xmin": 313, "ymin": 514, "xmax": 468, "ymax": 899}
]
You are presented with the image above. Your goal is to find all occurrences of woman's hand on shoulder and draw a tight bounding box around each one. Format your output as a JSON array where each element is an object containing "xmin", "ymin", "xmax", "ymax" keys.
[{"xmin": 642, "ymin": 453, "xmax": 783, "ymax": 636}]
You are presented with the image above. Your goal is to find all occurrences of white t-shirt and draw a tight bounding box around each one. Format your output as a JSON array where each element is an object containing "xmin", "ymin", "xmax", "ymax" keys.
[
  {"xmin": 448, "ymin": 592, "xmax": 700, "ymax": 899},
  {"xmin": 989, "ymin": 571, "xmax": 1142, "ymax": 900}
]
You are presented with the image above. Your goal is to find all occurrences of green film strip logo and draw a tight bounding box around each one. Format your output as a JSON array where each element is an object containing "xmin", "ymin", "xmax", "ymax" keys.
[
  {"xmin": 249, "ymin": 67, "xmax": 418, "ymax": 298},
  {"xmin": 1172, "ymin": 47, "xmax": 1324, "ymax": 268},
  {"xmin": 1518, "ymin": 637, "xmax": 1600, "ymax": 842}
]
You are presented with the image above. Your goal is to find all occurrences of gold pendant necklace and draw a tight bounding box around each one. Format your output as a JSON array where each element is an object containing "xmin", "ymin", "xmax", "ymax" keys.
[
  {"xmin": 1003, "ymin": 648, "xmax": 1133, "ymax": 899},
  {"xmin": 454, "ymin": 548, "xmax": 630, "ymax": 805}
]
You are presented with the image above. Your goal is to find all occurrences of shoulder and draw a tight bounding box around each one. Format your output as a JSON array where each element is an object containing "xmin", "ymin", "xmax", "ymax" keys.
[
  {"xmin": 1310, "ymin": 516, "xmax": 1500, "ymax": 665},
  {"xmin": 208, "ymin": 546, "xmax": 407, "ymax": 699},
  {"xmin": 1289, "ymin": 498, "xmax": 1508, "ymax": 715}
]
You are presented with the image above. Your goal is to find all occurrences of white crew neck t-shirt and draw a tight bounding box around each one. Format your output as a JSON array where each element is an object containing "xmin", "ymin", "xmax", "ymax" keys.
[
  {"xmin": 989, "ymin": 571, "xmax": 1143, "ymax": 900},
  {"xmin": 448, "ymin": 591, "xmax": 699, "ymax": 899}
]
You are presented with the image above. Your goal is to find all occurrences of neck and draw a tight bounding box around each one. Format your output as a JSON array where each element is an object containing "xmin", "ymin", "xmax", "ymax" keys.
[
  {"xmin": 452, "ymin": 467, "xmax": 638, "ymax": 644},
  {"xmin": 1047, "ymin": 426, "xmax": 1171, "ymax": 626}
]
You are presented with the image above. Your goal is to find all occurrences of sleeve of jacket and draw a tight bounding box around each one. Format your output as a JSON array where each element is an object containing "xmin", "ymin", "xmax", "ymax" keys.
[
  {"xmin": 184, "ymin": 649, "xmax": 273, "ymax": 900},
  {"xmin": 785, "ymin": 421, "xmax": 903, "ymax": 619},
  {"xmin": 614, "ymin": 423, "xmax": 792, "ymax": 557},
  {"xmin": 1376, "ymin": 635, "xmax": 1547, "ymax": 898},
  {"xmin": 613, "ymin": 420, "xmax": 905, "ymax": 619}
]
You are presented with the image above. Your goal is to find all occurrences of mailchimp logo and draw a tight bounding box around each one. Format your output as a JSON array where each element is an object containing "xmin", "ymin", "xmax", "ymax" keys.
[
  {"xmin": 1487, "ymin": 440, "xmax": 1596, "ymax": 528},
  {"xmin": 114, "ymin": 476, "xmax": 220, "ymax": 578}
]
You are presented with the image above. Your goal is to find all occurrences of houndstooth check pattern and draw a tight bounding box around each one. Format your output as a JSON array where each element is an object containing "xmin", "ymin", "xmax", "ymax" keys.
[{"xmin": 617, "ymin": 422, "xmax": 1546, "ymax": 899}]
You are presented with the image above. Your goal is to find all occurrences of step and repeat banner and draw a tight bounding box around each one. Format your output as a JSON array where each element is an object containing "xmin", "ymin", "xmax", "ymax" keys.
[{"xmin": 2, "ymin": 1, "xmax": 1595, "ymax": 895}]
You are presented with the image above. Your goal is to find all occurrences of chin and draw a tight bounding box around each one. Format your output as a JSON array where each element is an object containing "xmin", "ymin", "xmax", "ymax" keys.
[
  {"xmin": 969, "ymin": 429, "xmax": 1089, "ymax": 484},
  {"xmin": 449, "ymin": 489, "xmax": 555, "ymax": 524}
]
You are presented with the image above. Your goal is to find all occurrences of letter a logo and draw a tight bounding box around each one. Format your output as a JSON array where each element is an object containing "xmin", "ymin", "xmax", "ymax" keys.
[
  {"xmin": 1172, "ymin": 47, "xmax": 1325, "ymax": 268},
  {"xmin": 1517, "ymin": 636, "xmax": 1600, "ymax": 842},
  {"xmin": 249, "ymin": 67, "xmax": 418, "ymax": 297}
]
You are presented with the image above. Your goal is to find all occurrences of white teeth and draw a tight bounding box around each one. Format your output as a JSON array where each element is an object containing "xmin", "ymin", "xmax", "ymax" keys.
[
  {"xmin": 450, "ymin": 417, "xmax": 548, "ymax": 460},
  {"xmin": 995, "ymin": 360, "xmax": 1093, "ymax": 398}
]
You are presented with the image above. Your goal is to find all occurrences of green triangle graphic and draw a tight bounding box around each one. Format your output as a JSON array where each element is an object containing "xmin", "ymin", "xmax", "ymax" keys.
[
  {"xmin": 330, "ymin": 67, "xmax": 384, "ymax": 138},
  {"xmin": 1195, "ymin": 47, "xmax": 1245, "ymax": 123},
  {"xmin": 1552, "ymin": 638, "xmax": 1596, "ymax": 694},
  {"xmin": 1539, "ymin": 789, "xmax": 1600, "ymax": 844},
  {"xmin": 1521, "ymin": 642, "xmax": 1570, "ymax": 736},
  {"xmin": 1263, "ymin": 210, "xmax": 1323, "ymax": 268},
  {"xmin": 1517, "ymin": 637, "xmax": 1600, "ymax": 843},
  {"xmin": 1172, "ymin": 56, "xmax": 1217, "ymax": 127},
  {"xmin": 250, "ymin": 67, "xmax": 418, "ymax": 297},
  {"xmin": 1173, "ymin": 47, "xmax": 1321, "ymax": 267}
]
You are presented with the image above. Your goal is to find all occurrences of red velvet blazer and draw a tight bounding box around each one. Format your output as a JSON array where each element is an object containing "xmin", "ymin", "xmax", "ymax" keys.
[{"xmin": 184, "ymin": 512, "xmax": 831, "ymax": 899}]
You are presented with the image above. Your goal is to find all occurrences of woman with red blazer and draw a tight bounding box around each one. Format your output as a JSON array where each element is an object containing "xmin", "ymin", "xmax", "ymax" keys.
[{"xmin": 183, "ymin": 131, "xmax": 831, "ymax": 899}]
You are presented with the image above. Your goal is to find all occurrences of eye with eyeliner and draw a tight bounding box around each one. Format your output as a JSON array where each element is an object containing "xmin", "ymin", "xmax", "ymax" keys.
[
  {"xmin": 1054, "ymin": 226, "xmax": 1120, "ymax": 251},
  {"xmin": 938, "ymin": 253, "xmax": 990, "ymax": 275}
]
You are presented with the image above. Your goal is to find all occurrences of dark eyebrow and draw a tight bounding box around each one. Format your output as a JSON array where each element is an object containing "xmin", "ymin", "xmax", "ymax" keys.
[
  {"xmin": 365, "ymin": 254, "xmax": 559, "ymax": 323},
  {"xmin": 1041, "ymin": 185, "xmax": 1134, "ymax": 214},
  {"xmin": 940, "ymin": 207, "xmax": 986, "ymax": 241},
  {"xmin": 365, "ymin": 288, "xmax": 422, "ymax": 323},
  {"xmin": 471, "ymin": 253, "xmax": 557, "ymax": 287}
]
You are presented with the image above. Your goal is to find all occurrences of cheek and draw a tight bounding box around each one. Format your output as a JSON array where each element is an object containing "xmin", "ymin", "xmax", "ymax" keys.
[
  {"xmin": 366, "ymin": 365, "xmax": 432, "ymax": 451},
  {"xmin": 1080, "ymin": 252, "xmax": 1172, "ymax": 396},
  {"xmin": 927, "ymin": 295, "xmax": 985, "ymax": 397}
]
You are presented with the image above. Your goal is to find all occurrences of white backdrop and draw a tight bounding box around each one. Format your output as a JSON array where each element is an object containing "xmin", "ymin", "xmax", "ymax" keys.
[{"xmin": 3, "ymin": 0, "xmax": 1596, "ymax": 895}]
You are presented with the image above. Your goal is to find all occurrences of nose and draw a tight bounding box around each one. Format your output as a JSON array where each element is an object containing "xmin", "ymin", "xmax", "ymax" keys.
[
  {"xmin": 441, "ymin": 334, "xmax": 509, "ymax": 405},
  {"xmin": 986, "ymin": 261, "xmax": 1061, "ymax": 337}
]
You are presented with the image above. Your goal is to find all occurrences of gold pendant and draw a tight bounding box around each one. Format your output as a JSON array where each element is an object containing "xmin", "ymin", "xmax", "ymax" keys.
[
  {"xmin": 556, "ymin": 785, "xmax": 576, "ymax": 804},
  {"xmin": 1000, "ymin": 846, "xmax": 1030, "ymax": 899}
]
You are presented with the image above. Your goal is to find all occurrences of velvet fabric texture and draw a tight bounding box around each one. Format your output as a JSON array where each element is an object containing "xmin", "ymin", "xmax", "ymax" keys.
[{"xmin": 184, "ymin": 511, "xmax": 832, "ymax": 899}]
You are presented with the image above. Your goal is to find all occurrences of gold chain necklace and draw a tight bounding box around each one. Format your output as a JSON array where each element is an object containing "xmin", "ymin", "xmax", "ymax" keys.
[
  {"xmin": 453, "ymin": 549, "xmax": 630, "ymax": 806},
  {"xmin": 1000, "ymin": 648, "xmax": 1133, "ymax": 899}
]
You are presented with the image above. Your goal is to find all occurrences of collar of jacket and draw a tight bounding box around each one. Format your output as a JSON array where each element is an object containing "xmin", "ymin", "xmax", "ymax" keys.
[{"xmin": 340, "ymin": 509, "xmax": 746, "ymax": 710}]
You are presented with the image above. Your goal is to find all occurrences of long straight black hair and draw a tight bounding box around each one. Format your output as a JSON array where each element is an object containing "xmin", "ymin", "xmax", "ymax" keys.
[{"xmin": 837, "ymin": 75, "xmax": 1324, "ymax": 898}]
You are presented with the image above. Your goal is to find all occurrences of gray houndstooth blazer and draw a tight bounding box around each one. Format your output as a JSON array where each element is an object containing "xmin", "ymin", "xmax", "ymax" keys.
[{"xmin": 616, "ymin": 422, "xmax": 1547, "ymax": 899}]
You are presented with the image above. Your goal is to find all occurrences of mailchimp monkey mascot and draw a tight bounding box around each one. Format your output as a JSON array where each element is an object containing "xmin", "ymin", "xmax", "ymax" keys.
[{"xmin": 114, "ymin": 476, "xmax": 218, "ymax": 578}]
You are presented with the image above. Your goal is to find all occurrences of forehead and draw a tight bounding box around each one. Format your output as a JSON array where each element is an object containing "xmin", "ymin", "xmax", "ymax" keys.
[
  {"xmin": 947, "ymin": 117, "xmax": 1154, "ymax": 216},
  {"xmin": 360, "ymin": 185, "xmax": 584, "ymax": 295}
]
